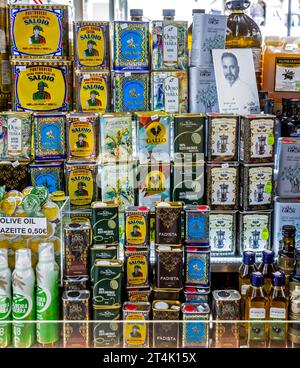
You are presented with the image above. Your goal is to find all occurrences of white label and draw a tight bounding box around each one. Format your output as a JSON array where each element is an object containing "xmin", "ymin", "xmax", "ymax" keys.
[
  {"xmin": 83, "ymin": 74, "xmax": 91, "ymax": 79},
  {"xmin": 121, "ymin": 23, "xmax": 128, "ymax": 30},
  {"xmin": 241, "ymin": 284, "xmax": 250, "ymax": 296},
  {"xmin": 0, "ymin": 217, "xmax": 47, "ymax": 236},
  {"xmin": 7, "ymin": 118, "xmax": 22, "ymax": 155},
  {"xmin": 275, "ymin": 58, "xmax": 300, "ymax": 92},
  {"xmin": 270, "ymin": 307, "xmax": 286, "ymax": 319},
  {"xmin": 125, "ymin": 72, "xmax": 131, "ymax": 77},
  {"xmin": 163, "ymin": 25, "xmax": 178, "ymax": 63},
  {"xmin": 164, "ymin": 75, "xmax": 179, "ymax": 112},
  {"xmin": 250, "ymin": 308, "xmax": 266, "ymax": 319},
  {"xmin": 150, "ymin": 114, "xmax": 159, "ymax": 121},
  {"xmin": 11, "ymin": 161, "xmax": 20, "ymax": 168}
]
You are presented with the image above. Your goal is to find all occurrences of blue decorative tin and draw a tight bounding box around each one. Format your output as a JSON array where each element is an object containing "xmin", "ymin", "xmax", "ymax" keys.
[
  {"xmin": 30, "ymin": 162, "xmax": 64, "ymax": 193},
  {"xmin": 33, "ymin": 113, "xmax": 66, "ymax": 161},
  {"xmin": 184, "ymin": 205, "xmax": 210, "ymax": 245},
  {"xmin": 185, "ymin": 247, "xmax": 210, "ymax": 287}
]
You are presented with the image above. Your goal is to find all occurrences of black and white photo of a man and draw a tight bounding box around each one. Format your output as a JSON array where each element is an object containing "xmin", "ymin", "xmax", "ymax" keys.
[{"xmin": 212, "ymin": 49, "xmax": 260, "ymax": 114}]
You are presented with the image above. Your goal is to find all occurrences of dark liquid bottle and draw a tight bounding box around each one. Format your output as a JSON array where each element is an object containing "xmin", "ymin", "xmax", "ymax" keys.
[
  {"xmin": 278, "ymin": 225, "xmax": 296, "ymax": 277},
  {"xmin": 258, "ymin": 250, "xmax": 277, "ymax": 295},
  {"xmin": 285, "ymin": 100, "xmax": 300, "ymax": 138}
]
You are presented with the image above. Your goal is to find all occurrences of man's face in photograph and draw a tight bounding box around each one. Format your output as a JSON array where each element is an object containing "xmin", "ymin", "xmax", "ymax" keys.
[{"xmin": 222, "ymin": 55, "xmax": 239, "ymax": 86}]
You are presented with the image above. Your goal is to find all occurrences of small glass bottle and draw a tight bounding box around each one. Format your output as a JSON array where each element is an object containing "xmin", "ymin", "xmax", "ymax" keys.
[
  {"xmin": 239, "ymin": 251, "xmax": 257, "ymax": 319},
  {"xmin": 278, "ymin": 225, "xmax": 296, "ymax": 277},
  {"xmin": 258, "ymin": 250, "xmax": 277, "ymax": 295},
  {"xmin": 188, "ymin": 9, "xmax": 205, "ymax": 58},
  {"xmin": 245, "ymin": 272, "xmax": 269, "ymax": 348},
  {"xmin": 269, "ymin": 271, "xmax": 288, "ymax": 348},
  {"xmin": 130, "ymin": 9, "xmax": 143, "ymax": 21}
]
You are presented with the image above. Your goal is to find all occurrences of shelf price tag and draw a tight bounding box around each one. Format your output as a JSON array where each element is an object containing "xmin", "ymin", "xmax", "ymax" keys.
[{"xmin": 0, "ymin": 217, "xmax": 47, "ymax": 236}]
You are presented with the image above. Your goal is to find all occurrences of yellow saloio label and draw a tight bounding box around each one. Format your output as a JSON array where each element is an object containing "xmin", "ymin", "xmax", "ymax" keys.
[
  {"xmin": 16, "ymin": 66, "xmax": 66, "ymax": 111},
  {"xmin": 68, "ymin": 168, "xmax": 94, "ymax": 206},
  {"xmin": 77, "ymin": 26, "xmax": 105, "ymax": 66},
  {"xmin": 146, "ymin": 121, "xmax": 167, "ymax": 145},
  {"xmin": 126, "ymin": 214, "xmax": 146, "ymax": 245},
  {"xmin": 13, "ymin": 9, "xmax": 61, "ymax": 56},
  {"xmin": 144, "ymin": 170, "xmax": 166, "ymax": 194},
  {"xmin": 79, "ymin": 75, "xmax": 108, "ymax": 112},
  {"xmin": 127, "ymin": 254, "xmax": 147, "ymax": 286},
  {"xmin": 69, "ymin": 120, "xmax": 95, "ymax": 158},
  {"xmin": 124, "ymin": 314, "xmax": 146, "ymax": 346}
]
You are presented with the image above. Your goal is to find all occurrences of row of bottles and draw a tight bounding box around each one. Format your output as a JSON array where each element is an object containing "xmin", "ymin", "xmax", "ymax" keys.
[{"xmin": 0, "ymin": 244, "xmax": 59, "ymax": 348}]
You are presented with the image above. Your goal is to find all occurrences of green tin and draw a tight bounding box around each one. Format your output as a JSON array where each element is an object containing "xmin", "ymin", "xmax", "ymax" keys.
[
  {"xmin": 91, "ymin": 202, "xmax": 119, "ymax": 245},
  {"xmin": 93, "ymin": 260, "xmax": 123, "ymax": 306},
  {"xmin": 90, "ymin": 245, "xmax": 118, "ymax": 283},
  {"xmin": 93, "ymin": 306, "xmax": 121, "ymax": 347}
]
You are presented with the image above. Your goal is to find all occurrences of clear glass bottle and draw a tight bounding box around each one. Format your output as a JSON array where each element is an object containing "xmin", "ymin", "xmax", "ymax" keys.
[
  {"xmin": 278, "ymin": 225, "xmax": 296, "ymax": 277},
  {"xmin": 245, "ymin": 271, "xmax": 269, "ymax": 347},
  {"xmin": 188, "ymin": 9, "xmax": 205, "ymax": 59},
  {"xmin": 239, "ymin": 251, "xmax": 257, "ymax": 319},
  {"xmin": 258, "ymin": 250, "xmax": 277, "ymax": 295},
  {"xmin": 225, "ymin": 0, "xmax": 262, "ymax": 89},
  {"xmin": 269, "ymin": 271, "xmax": 288, "ymax": 348}
]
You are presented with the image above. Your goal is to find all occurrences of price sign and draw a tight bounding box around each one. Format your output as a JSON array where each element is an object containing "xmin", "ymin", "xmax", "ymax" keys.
[{"xmin": 0, "ymin": 217, "xmax": 47, "ymax": 236}]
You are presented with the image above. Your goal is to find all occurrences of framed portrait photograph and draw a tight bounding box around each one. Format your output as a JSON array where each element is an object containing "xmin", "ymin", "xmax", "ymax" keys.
[{"xmin": 212, "ymin": 49, "xmax": 260, "ymax": 114}]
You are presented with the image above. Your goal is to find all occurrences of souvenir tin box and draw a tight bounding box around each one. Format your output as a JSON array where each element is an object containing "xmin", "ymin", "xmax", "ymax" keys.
[
  {"xmin": 0, "ymin": 162, "xmax": 29, "ymax": 192},
  {"xmin": 185, "ymin": 247, "xmax": 211, "ymax": 287},
  {"xmin": 74, "ymin": 21, "xmax": 110, "ymax": 69},
  {"xmin": 9, "ymin": 4, "xmax": 69, "ymax": 59},
  {"xmin": 30, "ymin": 162, "xmax": 64, "ymax": 193},
  {"xmin": 91, "ymin": 202, "xmax": 119, "ymax": 245},
  {"xmin": 125, "ymin": 247, "xmax": 150, "ymax": 289},
  {"xmin": 125, "ymin": 206, "xmax": 150, "ymax": 247},
  {"xmin": 155, "ymin": 245, "xmax": 183, "ymax": 289},
  {"xmin": 184, "ymin": 205, "xmax": 210, "ymax": 245},
  {"xmin": 155, "ymin": 201, "xmax": 182, "ymax": 245},
  {"xmin": 11, "ymin": 60, "xmax": 72, "ymax": 112}
]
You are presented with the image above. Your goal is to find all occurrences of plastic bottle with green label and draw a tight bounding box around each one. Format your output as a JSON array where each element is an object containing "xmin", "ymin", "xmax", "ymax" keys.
[
  {"xmin": 0, "ymin": 249, "xmax": 11, "ymax": 348},
  {"xmin": 36, "ymin": 243, "xmax": 60, "ymax": 345},
  {"xmin": 12, "ymin": 249, "xmax": 36, "ymax": 348}
]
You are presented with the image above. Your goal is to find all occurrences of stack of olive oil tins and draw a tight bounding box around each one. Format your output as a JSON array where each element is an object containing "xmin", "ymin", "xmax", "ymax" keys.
[{"xmin": 0, "ymin": 2, "xmax": 10, "ymax": 111}]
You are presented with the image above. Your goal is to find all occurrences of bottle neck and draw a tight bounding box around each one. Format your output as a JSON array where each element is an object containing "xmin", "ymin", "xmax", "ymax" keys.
[
  {"xmin": 163, "ymin": 16, "xmax": 175, "ymax": 21},
  {"xmin": 130, "ymin": 16, "xmax": 143, "ymax": 21}
]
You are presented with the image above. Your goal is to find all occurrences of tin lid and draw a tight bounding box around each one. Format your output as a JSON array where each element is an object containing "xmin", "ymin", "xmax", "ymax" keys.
[
  {"xmin": 182, "ymin": 303, "xmax": 210, "ymax": 314},
  {"xmin": 64, "ymin": 276, "xmax": 89, "ymax": 282},
  {"xmin": 184, "ymin": 205, "xmax": 210, "ymax": 212},
  {"xmin": 123, "ymin": 301, "xmax": 151, "ymax": 312},
  {"xmin": 184, "ymin": 287, "xmax": 210, "ymax": 294},
  {"xmin": 154, "ymin": 301, "xmax": 169, "ymax": 310},
  {"xmin": 51, "ymin": 191, "xmax": 66, "ymax": 202},
  {"xmin": 212, "ymin": 289, "xmax": 241, "ymax": 301},
  {"xmin": 63, "ymin": 290, "xmax": 90, "ymax": 300},
  {"xmin": 91, "ymin": 245, "xmax": 117, "ymax": 250},
  {"xmin": 125, "ymin": 205, "xmax": 150, "ymax": 212},
  {"xmin": 91, "ymin": 201, "xmax": 118, "ymax": 209},
  {"xmin": 125, "ymin": 303, "xmax": 137, "ymax": 311},
  {"xmin": 95, "ymin": 259, "xmax": 123, "ymax": 267},
  {"xmin": 155, "ymin": 201, "xmax": 182, "ymax": 208}
]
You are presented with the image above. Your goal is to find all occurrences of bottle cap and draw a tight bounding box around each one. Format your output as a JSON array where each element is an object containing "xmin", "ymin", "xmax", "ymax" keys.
[
  {"xmin": 226, "ymin": 1, "xmax": 250, "ymax": 11},
  {"xmin": 262, "ymin": 250, "xmax": 274, "ymax": 264},
  {"xmin": 282, "ymin": 225, "xmax": 296, "ymax": 238},
  {"xmin": 251, "ymin": 272, "xmax": 264, "ymax": 287},
  {"xmin": 38, "ymin": 242, "xmax": 55, "ymax": 262},
  {"xmin": 243, "ymin": 251, "xmax": 256, "ymax": 265},
  {"xmin": 163, "ymin": 9, "xmax": 175, "ymax": 17},
  {"xmin": 272, "ymin": 271, "xmax": 285, "ymax": 287},
  {"xmin": 130, "ymin": 9, "xmax": 143, "ymax": 17},
  {"xmin": 50, "ymin": 191, "xmax": 66, "ymax": 202},
  {"xmin": 15, "ymin": 249, "xmax": 32, "ymax": 269},
  {"xmin": 192, "ymin": 9, "xmax": 205, "ymax": 14},
  {"xmin": 0, "ymin": 248, "xmax": 8, "ymax": 268}
]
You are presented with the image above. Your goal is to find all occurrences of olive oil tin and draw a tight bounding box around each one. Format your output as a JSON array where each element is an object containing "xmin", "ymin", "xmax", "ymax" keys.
[
  {"xmin": 66, "ymin": 113, "xmax": 98, "ymax": 161},
  {"xmin": 155, "ymin": 201, "xmax": 182, "ymax": 244},
  {"xmin": 185, "ymin": 247, "xmax": 210, "ymax": 287},
  {"xmin": 125, "ymin": 206, "xmax": 150, "ymax": 247},
  {"xmin": 75, "ymin": 71, "xmax": 111, "ymax": 113},
  {"xmin": 207, "ymin": 114, "xmax": 239, "ymax": 162},
  {"xmin": 113, "ymin": 21, "xmax": 149, "ymax": 71},
  {"xmin": 11, "ymin": 60, "xmax": 72, "ymax": 112},
  {"xmin": 152, "ymin": 300, "xmax": 181, "ymax": 348},
  {"xmin": 99, "ymin": 113, "xmax": 133, "ymax": 164},
  {"xmin": 151, "ymin": 71, "xmax": 188, "ymax": 113},
  {"xmin": 99, "ymin": 163, "xmax": 135, "ymax": 212},
  {"xmin": 93, "ymin": 306, "xmax": 121, "ymax": 347},
  {"xmin": 137, "ymin": 163, "xmax": 171, "ymax": 206},
  {"xmin": 91, "ymin": 202, "xmax": 119, "ymax": 245},
  {"xmin": 155, "ymin": 245, "xmax": 183, "ymax": 289},
  {"xmin": 239, "ymin": 211, "xmax": 272, "ymax": 255},
  {"xmin": 184, "ymin": 205, "xmax": 210, "ymax": 245},
  {"xmin": 240, "ymin": 163, "xmax": 274, "ymax": 211},
  {"xmin": 90, "ymin": 245, "xmax": 118, "ymax": 283},
  {"xmin": 0, "ymin": 162, "xmax": 29, "ymax": 192},
  {"xmin": 182, "ymin": 303, "xmax": 210, "ymax": 348},
  {"xmin": 173, "ymin": 114, "xmax": 205, "ymax": 157},
  {"xmin": 275, "ymin": 138, "xmax": 300, "ymax": 198},
  {"xmin": 151, "ymin": 20, "xmax": 188, "ymax": 71},
  {"xmin": 184, "ymin": 286, "xmax": 210, "ymax": 304},
  {"xmin": 62, "ymin": 290, "xmax": 90, "ymax": 348},
  {"xmin": 152, "ymin": 287, "xmax": 181, "ymax": 301},
  {"xmin": 63, "ymin": 276, "xmax": 89, "ymax": 291},
  {"xmin": 112, "ymin": 71, "xmax": 150, "ymax": 113},
  {"xmin": 33, "ymin": 112, "xmax": 67, "ymax": 161},
  {"xmin": 93, "ymin": 259, "xmax": 123, "ymax": 307},
  {"xmin": 212, "ymin": 290, "xmax": 241, "ymax": 320},
  {"xmin": 127, "ymin": 288, "xmax": 152, "ymax": 302},
  {"xmin": 136, "ymin": 111, "xmax": 170, "ymax": 163},
  {"xmin": 172, "ymin": 162, "xmax": 205, "ymax": 205},
  {"xmin": 239, "ymin": 114, "xmax": 275, "ymax": 163},
  {"xmin": 209, "ymin": 211, "xmax": 237, "ymax": 257},
  {"xmin": 0, "ymin": 112, "xmax": 32, "ymax": 162},
  {"xmin": 74, "ymin": 21, "xmax": 110, "ymax": 69},
  {"xmin": 9, "ymin": 4, "xmax": 69, "ymax": 59},
  {"xmin": 122, "ymin": 302, "xmax": 151, "ymax": 348},
  {"xmin": 273, "ymin": 197, "xmax": 300, "ymax": 256},
  {"xmin": 207, "ymin": 162, "xmax": 239, "ymax": 210},
  {"xmin": 66, "ymin": 162, "xmax": 96, "ymax": 207},
  {"xmin": 64, "ymin": 222, "xmax": 91, "ymax": 277},
  {"xmin": 125, "ymin": 247, "xmax": 150, "ymax": 288},
  {"xmin": 30, "ymin": 162, "xmax": 64, "ymax": 193}
]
